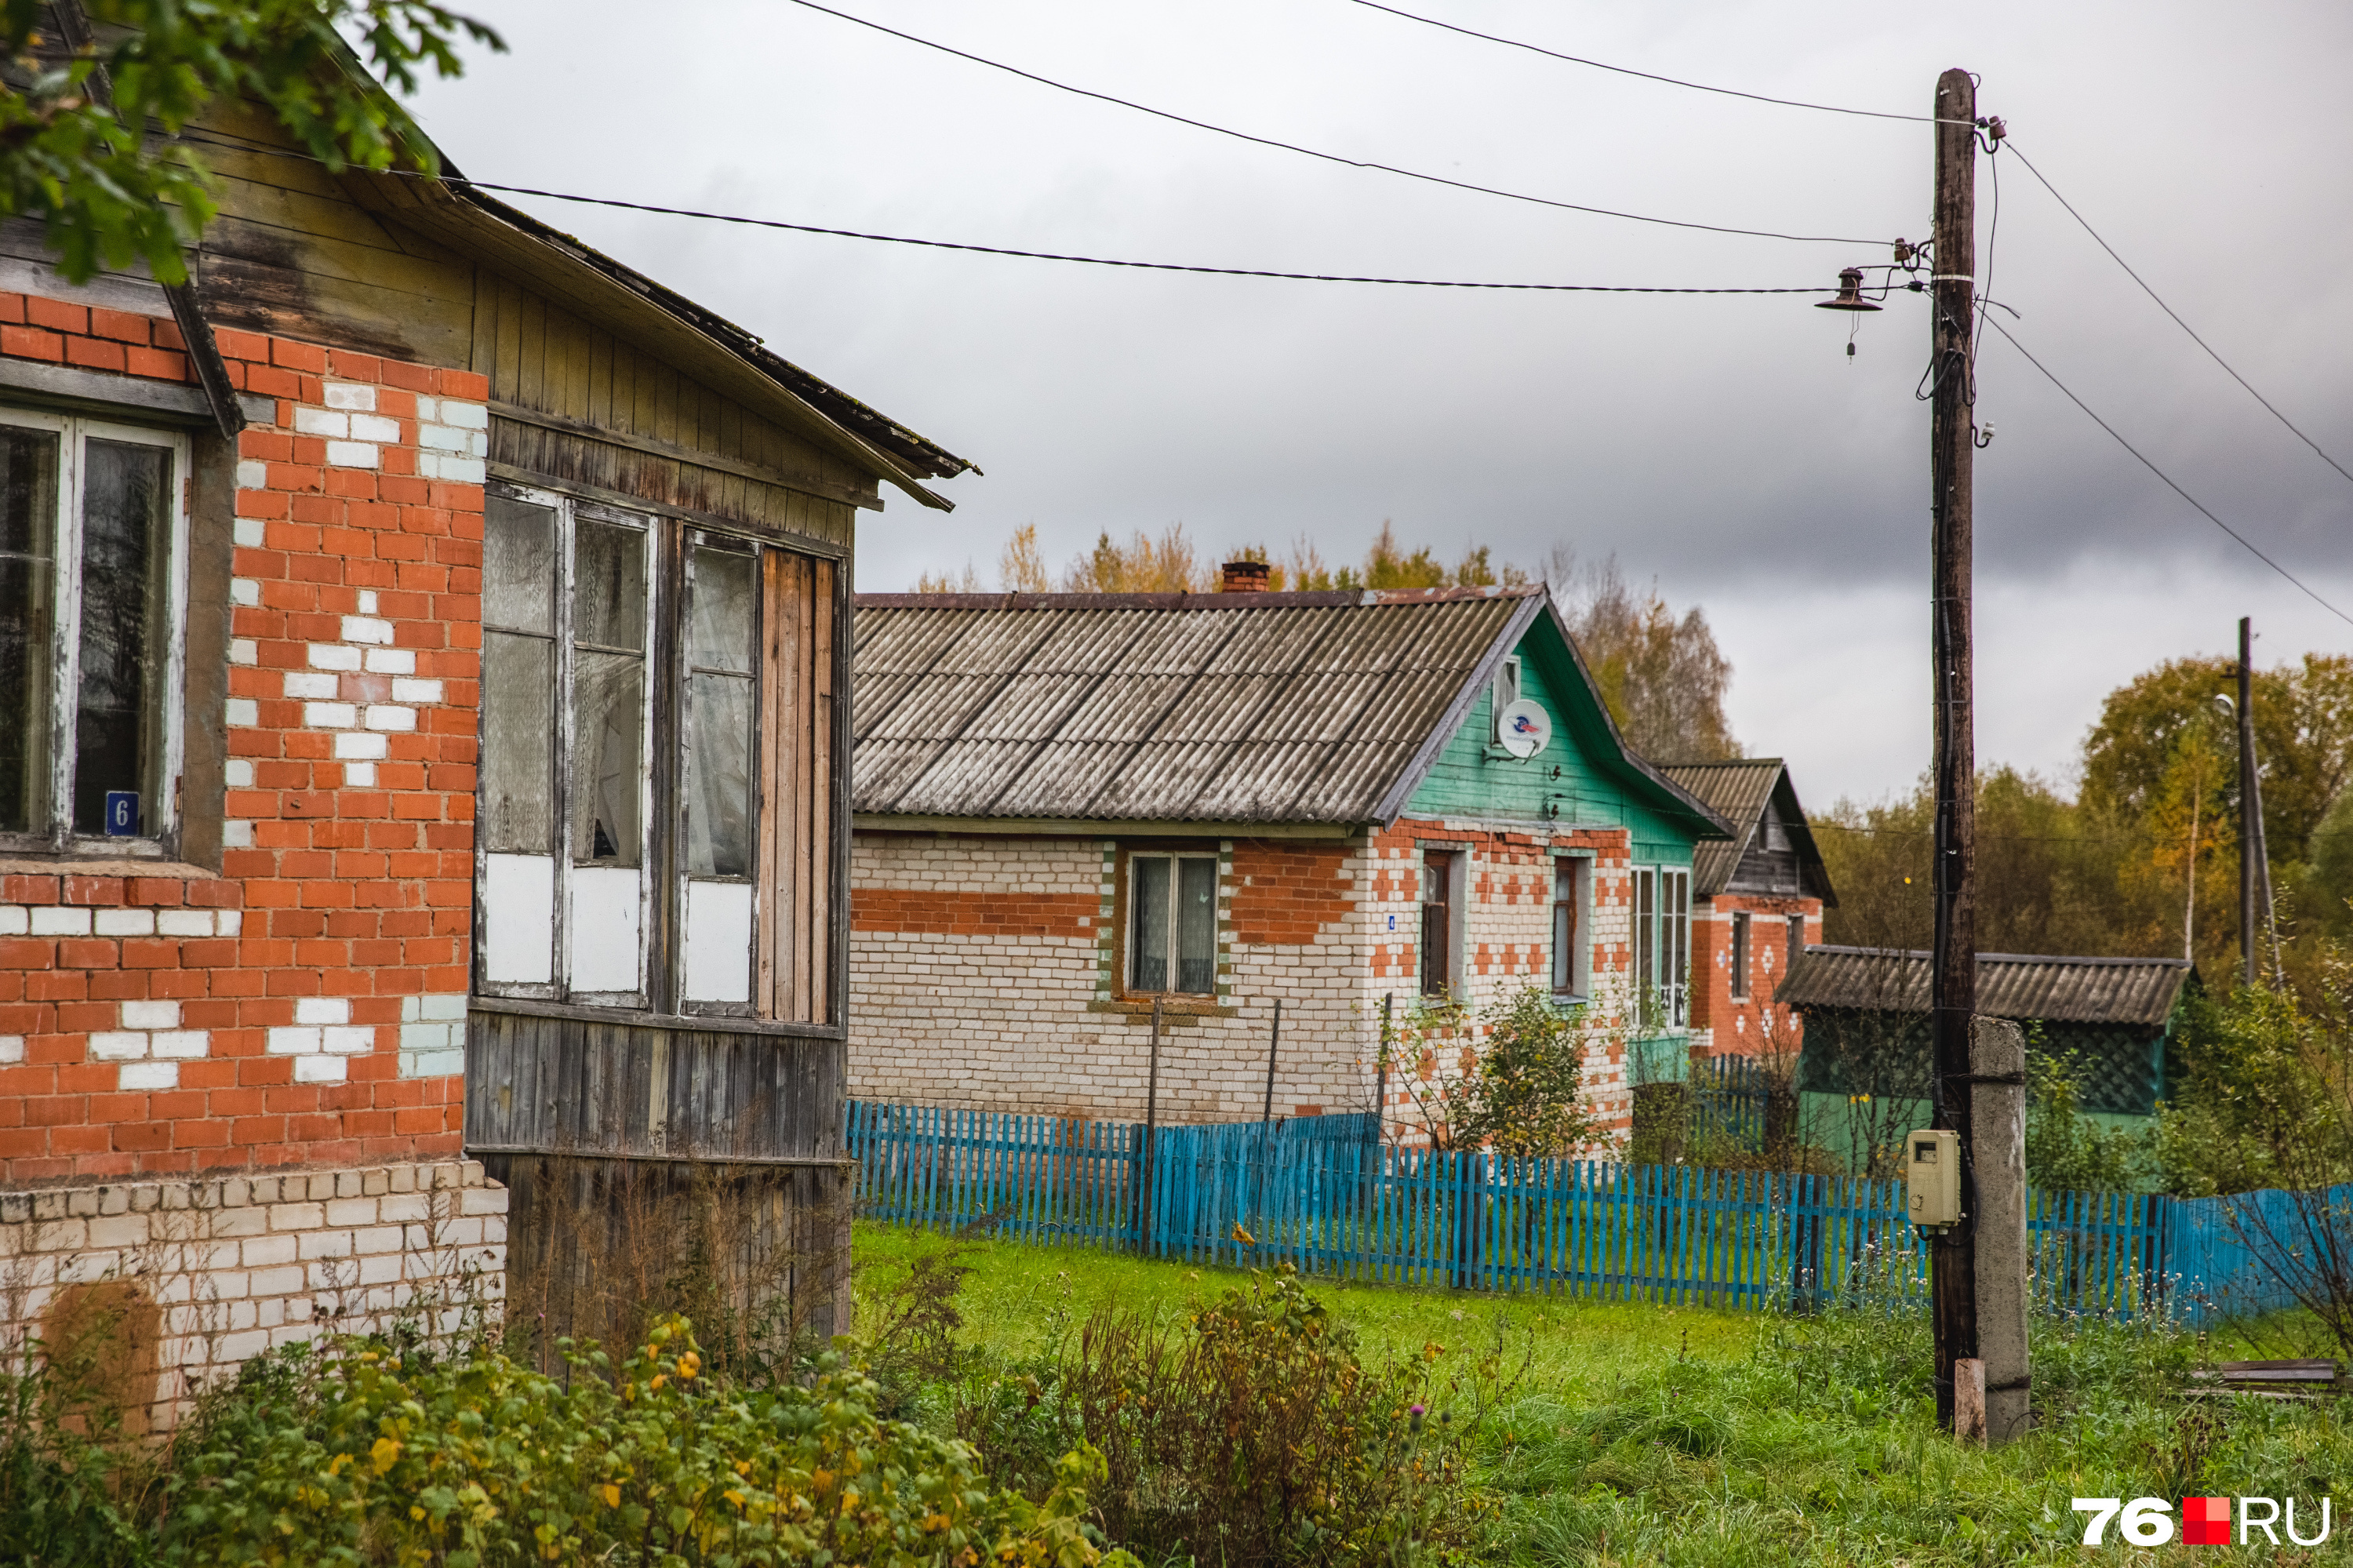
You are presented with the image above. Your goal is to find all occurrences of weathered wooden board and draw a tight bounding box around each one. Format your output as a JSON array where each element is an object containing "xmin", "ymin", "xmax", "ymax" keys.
[
  {"xmin": 481, "ymin": 1151, "xmax": 851, "ymax": 1367},
  {"xmin": 465, "ymin": 1009, "xmax": 844, "ymax": 1161}
]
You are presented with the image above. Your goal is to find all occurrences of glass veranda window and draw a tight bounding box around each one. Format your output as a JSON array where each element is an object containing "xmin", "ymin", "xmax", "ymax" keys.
[
  {"xmin": 478, "ymin": 489, "xmax": 654, "ymax": 1006},
  {"xmin": 0, "ymin": 412, "xmax": 187, "ymax": 852},
  {"xmin": 1128, "ymin": 853, "xmax": 1216, "ymax": 995}
]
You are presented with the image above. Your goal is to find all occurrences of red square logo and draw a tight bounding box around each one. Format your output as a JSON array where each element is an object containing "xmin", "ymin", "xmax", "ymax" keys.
[{"xmin": 2183, "ymin": 1496, "xmax": 2231, "ymax": 1545}]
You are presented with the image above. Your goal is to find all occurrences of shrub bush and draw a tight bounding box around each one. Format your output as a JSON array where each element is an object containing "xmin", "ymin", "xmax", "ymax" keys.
[{"xmin": 993, "ymin": 1266, "xmax": 1482, "ymax": 1568}]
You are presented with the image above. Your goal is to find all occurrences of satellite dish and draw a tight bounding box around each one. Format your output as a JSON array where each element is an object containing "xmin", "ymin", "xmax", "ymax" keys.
[{"xmin": 1497, "ymin": 698, "xmax": 1551, "ymax": 759}]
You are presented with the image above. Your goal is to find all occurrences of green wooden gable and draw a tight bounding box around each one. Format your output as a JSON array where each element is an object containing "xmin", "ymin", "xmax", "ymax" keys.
[{"xmin": 1400, "ymin": 606, "xmax": 1710, "ymax": 864}]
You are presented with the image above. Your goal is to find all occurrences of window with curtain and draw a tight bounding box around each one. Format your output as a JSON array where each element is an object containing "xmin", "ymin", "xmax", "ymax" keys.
[
  {"xmin": 1420, "ymin": 849, "xmax": 1459, "ymax": 997},
  {"xmin": 1549, "ymin": 856, "xmax": 1589, "ymax": 999},
  {"xmin": 1127, "ymin": 852, "xmax": 1217, "ymax": 995}
]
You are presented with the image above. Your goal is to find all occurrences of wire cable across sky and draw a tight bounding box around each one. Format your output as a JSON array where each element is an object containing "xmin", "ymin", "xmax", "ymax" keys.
[
  {"xmin": 441, "ymin": 176, "xmax": 1827, "ymax": 294},
  {"xmin": 779, "ymin": 0, "xmax": 1890, "ymax": 246},
  {"xmin": 2006, "ymin": 140, "xmax": 2353, "ymax": 497},
  {"xmin": 1984, "ymin": 315, "xmax": 2353, "ymax": 628}
]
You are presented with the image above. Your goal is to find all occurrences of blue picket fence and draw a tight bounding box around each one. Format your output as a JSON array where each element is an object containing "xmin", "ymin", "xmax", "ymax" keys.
[{"xmin": 844, "ymin": 1101, "xmax": 2281, "ymax": 1323}]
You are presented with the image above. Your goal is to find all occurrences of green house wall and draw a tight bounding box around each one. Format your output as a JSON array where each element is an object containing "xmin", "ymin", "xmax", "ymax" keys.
[{"xmin": 1401, "ymin": 612, "xmax": 1697, "ymax": 867}]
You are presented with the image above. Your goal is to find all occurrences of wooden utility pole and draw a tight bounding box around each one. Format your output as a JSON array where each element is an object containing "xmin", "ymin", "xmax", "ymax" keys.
[
  {"xmin": 1927, "ymin": 65, "xmax": 1980, "ymax": 1434},
  {"xmin": 2238, "ymin": 617, "xmax": 2257, "ymax": 987}
]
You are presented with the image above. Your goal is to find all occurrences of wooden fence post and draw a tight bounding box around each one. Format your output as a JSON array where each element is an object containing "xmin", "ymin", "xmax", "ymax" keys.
[{"xmin": 1141, "ymin": 997, "xmax": 1162, "ymax": 1255}]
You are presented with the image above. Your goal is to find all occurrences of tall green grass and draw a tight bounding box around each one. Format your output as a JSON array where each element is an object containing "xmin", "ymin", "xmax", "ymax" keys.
[{"xmin": 853, "ymin": 1221, "xmax": 2353, "ymax": 1566}]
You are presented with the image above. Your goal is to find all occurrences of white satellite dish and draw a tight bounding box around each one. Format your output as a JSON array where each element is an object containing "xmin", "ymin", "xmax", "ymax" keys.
[{"xmin": 1497, "ymin": 697, "xmax": 1551, "ymax": 759}]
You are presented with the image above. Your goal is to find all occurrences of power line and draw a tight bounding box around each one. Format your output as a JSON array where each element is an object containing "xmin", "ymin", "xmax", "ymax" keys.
[
  {"xmin": 780, "ymin": 0, "xmax": 1890, "ymax": 247},
  {"xmin": 1345, "ymin": 0, "xmax": 1943, "ymax": 124},
  {"xmin": 1982, "ymin": 315, "xmax": 2353, "ymax": 629},
  {"xmin": 441, "ymin": 175, "xmax": 1833, "ymax": 293},
  {"xmin": 2006, "ymin": 140, "xmax": 2353, "ymax": 496}
]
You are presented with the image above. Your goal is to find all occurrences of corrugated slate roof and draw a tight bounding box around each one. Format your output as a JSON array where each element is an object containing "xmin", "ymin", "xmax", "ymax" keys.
[
  {"xmin": 1776, "ymin": 946, "xmax": 2192, "ymax": 1028},
  {"xmin": 852, "ymin": 588, "xmax": 1540, "ymax": 824},
  {"xmin": 1660, "ymin": 759, "xmax": 1784, "ymax": 893}
]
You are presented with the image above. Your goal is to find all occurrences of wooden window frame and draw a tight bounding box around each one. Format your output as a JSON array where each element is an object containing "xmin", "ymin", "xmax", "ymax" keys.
[
  {"xmin": 1420, "ymin": 846, "xmax": 1462, "ymax": 999},
  {"xmin": 474, "ymin": 478, "xmax": 844, "ymax": 1030},
  {"xmin": 1118, "ymin": 846, "xmax": 1220, "ymax": 999},
  {"xmin": 0, "ymin": 409, "xmax": 191, "ymax": 860},
  {"xmin": 1548, "ymin": 853, "xmax": 1591, "ymax": 1002},
  {"xmin": 1730, "ymin": 910, "xmax": 1751, "ymax": 1000}
]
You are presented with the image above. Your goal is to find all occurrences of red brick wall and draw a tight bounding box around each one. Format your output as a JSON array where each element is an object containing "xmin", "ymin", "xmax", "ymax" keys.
[
  {"xmin": 0, "ymin": 293, "xmax": 484, "ymax": 1184},
  {"xmin": 849, "ymin": 887, "xmax": 1097, "ymax": 939},
  {"xmin": 1229, "ymin": 842, "xmax": 1354, "ymax": 945},
  {"xmin": 1689, "ymin": 893, "xmax": 1818, "ymax": 1055}
]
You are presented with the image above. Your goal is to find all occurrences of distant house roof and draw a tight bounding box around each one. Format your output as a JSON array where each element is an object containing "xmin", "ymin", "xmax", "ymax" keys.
[
  {"xmin": 850, "ymin": 587, "xmax": 1734, "ymax": 832},
  {"xmin": 1659, "ymin": 758, "xmax": 1836, "ymax": 905},
  {"xmin": 1777, "ymin": 946, "xmax": 2193, "ymax": 1029}
]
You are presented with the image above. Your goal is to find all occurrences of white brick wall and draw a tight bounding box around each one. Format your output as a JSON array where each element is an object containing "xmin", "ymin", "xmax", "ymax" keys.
[
  {"xmin": 847, "ymin": 821, "xmax": 1645, "ymax": 1141},
  {"xmin": 0, "ymin": 1159, "xmax": 506, "ymax": 1430}
]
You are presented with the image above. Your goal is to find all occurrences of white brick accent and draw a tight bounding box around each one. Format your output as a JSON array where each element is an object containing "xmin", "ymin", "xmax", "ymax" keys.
[
  {"xmin": 31, "ymin": 907, "xmax": 90, "ymax": 937},
  {"xmin": 95, "ymin": 909, "xmax": 155, "ymax": 937},
  {"xmin": 223, "ymin": 820, "xmax": 253, "ymax": 848},
  {"xmin": 296, "ymin": 997, "xmax": 351, "ymax": 1025},
  {"xmin": 344, "ymin": 762, "xmax": 377, "ymax": 786},
  {"xmin": 322, "ymin": 381, "xmax": 376, "ymax": 412},
  {"xmin": 235, "ymin": 459, "xmax": 268, "ymax": 489},
  {"xmin": 362, "ymin": 704, "xmax": 415, "ymax": 732},
  {"xmin": 121, "ymin": 999, "xmax": 181, "ymax": 1030},
  {"xmin": 266, "ymin": 1026, "xmax": 322, "ymax": 1055},
  {"xmin": 233, "ymin": 518, "xmax": 265, "ymax": 548},
  {"xmin": 230, "ymin": 638, "xmax": 258, "ymax": 666},
  {"xmin": 322, "ymin": 1026, "xmax": 374, "ymax": 1056},
  {"xmin": 350, "ymin": 413, "xmax": 400, "ymax": 443},
  {"xmin": 390, "ymin": 678, "xmax": 444, "ymax": 704},
  {"xmin": 363, "ymin": 648, "xmax": 416, "ymax": 675},
  {"xmin": 0, "ymin": 1036, "xmax": 20, "ymax": 1064},
  {"xmin": 303, "ymin": 701, "xmax": 358, "ymax": 729},
  {"xmin": 357, "ymin": 591, "xmax": 378, "ymax": 613},
  {"xmin": 119, "ymin": 1061, "xmax": 177, "ymax": 1090},
  {"xmin": 307, "ymin": 642, "xmax": 363, "ymax": 671},
  {"xmin": 293, "ymin": 406, "xmax": 347, "ymax": 437},
  {"xmin": 283, "ymin": 671, "xmax": 339, "ymax": 700},
  {"xmin": 230, "ymin": 577, "xmax": 261, "ymax": 607},
  {"xmin": 224, "ymin": 759, "xmax": 255, "ymax": 788},
  {"xmin": 0, "ymin": 907, "xmax": 24, "ymax": 935},
  {"xmin": 341, "ymin": 616, "xmax": 394, "ymax": 645},
  {"xmin": 157, "ymin": 910, "xmax": 213, "ymax": 937},
  {"xmin": 333, "ymin": 732, "xmax": 388, "ymax": 760},
  {"xmin": 89, "ymin": 1031, "xmax": 148, "ymax": 1060},
  {"xmin": 0, "ymin": 1161, "xmax": 508, "ymax": 1432},
  {"xmin": 151, "ymin": 1031, "xmax": 209, "ymax": 1060},
  {"xmin": 323, "ymin": 440, "xmax": 379, "ymax": 469},
  {"xmin": 439, "ymin": 399, "xmax": 489, "ymax": 429},
  {"xmin": 419, "ymin": 453, "xmax": 487, "ymax": 483},
  {"xmin": 225, "ymin": 698, "xmax": 259, "ymax": 728},
  {"xmin": 293, "ymin": 1055, "xmax": 347, "ymax": 1083}
]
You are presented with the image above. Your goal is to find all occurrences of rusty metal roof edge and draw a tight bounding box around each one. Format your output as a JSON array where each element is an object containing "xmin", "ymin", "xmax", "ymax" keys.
[
  {"xmin": 851, "ymin": 812, "xmax": 1365, "ymax": 839},
  {"xmin": 1802, "ymin": 944, "xmax": 2193, "ymax": 969},
  {"xmin": 855, "ymin": 586, "xmax": 1547, "ymax": 612}
]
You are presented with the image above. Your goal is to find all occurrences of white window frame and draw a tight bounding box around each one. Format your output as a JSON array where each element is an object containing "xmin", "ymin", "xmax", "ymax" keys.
[
  {"xmin": 1548, "ymin": 852, "xmax": 1592, "ymax": 1002},
  {"xmin": 0, "ymin": 409, "xmax": 190, "ymax": 857},
  {"xmin": 475, "ymin": 483, "xmax": 659, "ymax": 1010},
  {"xmin": 1631, "ymin": 864, "xmax": 1692, "ymax": 1033},
  {"xmin": 1125, "ymin": 850, "xmax": 1219, "ymax": 997}
]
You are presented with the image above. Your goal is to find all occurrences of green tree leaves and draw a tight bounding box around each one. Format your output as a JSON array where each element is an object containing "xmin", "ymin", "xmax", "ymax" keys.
[{"xmin": 0, "ymin": 0, "xmax": 502, "ymax": 286}]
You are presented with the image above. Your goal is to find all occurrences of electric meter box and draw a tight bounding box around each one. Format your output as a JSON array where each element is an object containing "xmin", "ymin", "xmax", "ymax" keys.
[{"xmin": 1906, "ymin": 1128, "xmax": 1962, "ymax": 1228}]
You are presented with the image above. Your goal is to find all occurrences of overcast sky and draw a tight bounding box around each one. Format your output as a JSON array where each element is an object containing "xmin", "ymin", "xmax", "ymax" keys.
[{"xmin": 409, "ymin": 0, "xmax": 2353, "ymax": 807}]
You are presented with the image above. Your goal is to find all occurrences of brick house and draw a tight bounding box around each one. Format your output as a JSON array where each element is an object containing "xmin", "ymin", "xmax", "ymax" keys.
[
  {"xmin": 846, "ymin": 580, "xmax": 1731, "ymax": 1140},
  {"xmin": 1657, "ymin": 759, "xmax": 1837, "ymax": 1064},
  {"xmin": 0, "ymin": 69, "xmax": 965, "ymax": 1414}
]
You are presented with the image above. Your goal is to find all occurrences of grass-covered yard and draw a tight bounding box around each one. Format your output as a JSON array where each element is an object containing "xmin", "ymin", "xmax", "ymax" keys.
[{"xmin": 852, "ymin": 1221, "xmax": 2353, "ymax": 1565}]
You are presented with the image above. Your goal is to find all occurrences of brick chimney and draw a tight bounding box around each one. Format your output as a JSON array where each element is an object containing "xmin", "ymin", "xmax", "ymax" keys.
[{"xmin": 1220, "ymin": 559, "xmax": 1271, "ymax": 593}]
